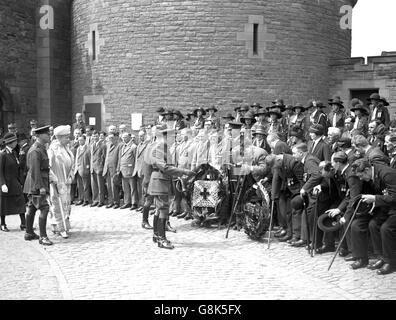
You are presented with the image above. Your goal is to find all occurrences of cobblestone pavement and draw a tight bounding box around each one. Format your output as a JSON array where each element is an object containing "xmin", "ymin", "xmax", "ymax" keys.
[{"xmin": 1, "ymin": 205, "xmax": 395, "ymax": 300}]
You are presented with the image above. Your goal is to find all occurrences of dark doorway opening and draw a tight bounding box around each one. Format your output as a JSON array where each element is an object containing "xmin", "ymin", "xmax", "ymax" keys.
[
  {"xmin": 84, "ymin": 103, "xmax": 102, "ymax": 131},
  {"xmin": 350, "ymin": 89, "xmax": 379, "ymax": 107}
]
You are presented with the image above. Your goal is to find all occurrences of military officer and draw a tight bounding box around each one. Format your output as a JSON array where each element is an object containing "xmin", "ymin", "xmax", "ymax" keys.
[
  {"xmin": 23, "ymin": 125, "xmax": 53, "ymax": 246},
  {"xmin": 147, "ymin": 125, "xmax": 194, "ymax": 249}
]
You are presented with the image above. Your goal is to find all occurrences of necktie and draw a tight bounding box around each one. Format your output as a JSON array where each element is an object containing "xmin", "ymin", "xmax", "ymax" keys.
[{"xmin": 333, "ymin": 114, "xmax": 337, "ymax": 127}]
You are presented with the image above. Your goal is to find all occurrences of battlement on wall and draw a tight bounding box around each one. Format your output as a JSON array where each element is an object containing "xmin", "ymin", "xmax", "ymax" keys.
[{"xmin": 330, "ymin": 54, "xmax": 396, "ymax": 71}]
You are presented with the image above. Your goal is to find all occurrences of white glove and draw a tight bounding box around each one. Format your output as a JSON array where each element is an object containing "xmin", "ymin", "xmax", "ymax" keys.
[
  {"xmin": 1, "ymin": 185, "xmax": 8, "ymax": 193},
  {"xmin": 326, "ymin": 208, "xmax": 341, "ymax": 218},
  {"xmin": 313, "ymin": 185, "xmax": 322, "ymax": 195},
  {"xmin": 340, "ymin": 217, "xmax": 346, "ymax": 225}
]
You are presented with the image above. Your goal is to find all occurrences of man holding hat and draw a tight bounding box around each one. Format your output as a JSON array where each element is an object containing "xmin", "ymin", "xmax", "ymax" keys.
[
  {"xmin": 23, "ymin": 125, "xmax": 53, "ymax": 245},
  {"xmin": 147, "ymin": 125, "xmax": 194, "ymax": 249},
  {"xmin": 328, "ymin": 96, "xmax": 346, "ymax": 130},
  {"xmin": 307, "ymin": 124, "xmax": 331, "ymax": 162},
  {"xmin": 368, "ymin": 93, "xmax": 390, "ymax": 129}
]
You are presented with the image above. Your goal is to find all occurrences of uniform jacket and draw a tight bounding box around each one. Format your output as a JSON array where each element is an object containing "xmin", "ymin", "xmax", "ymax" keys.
[
  {"xmin": 18, "ymin": 141, "xmax": 30, "ymax": 183},
  {"xmin": 328, "ymin": 111, "xmax": 346, "ymax": 129},
  {"xmin": 90, "ymin": 140, "xmax": 106, "ymax": 174},
  {"xmin": 308, "ymin": 138, "xmax": 331, "ymax": 162},
  {"xmin": 23, "ymin": 141, "xmax": 50, "ymax": 195},
  {"xmin": 117, "ymin": 140, "xmax": 137, "ymax": 178},
  {"xmin": 0, "ymin": 148, "xmax": 23, "ymax": 196},
  {"xmin": 272, "ymin": 154, "xmax": 305, "ymax": 199},
  {"xmin": 133, "ymin": 140, "xmax": 149, "ymax": 178},
  {"xmin": 370, "ymin": 104, "xmax": 390, "ymax": 128},
  {"xmin": 147, "ymin": 140, "xmax": 190, "ymax": 196},
  {"xmin": 103, "ymin": 142, "xmax": 120, "ymax": 177},
  {"xmin": 74, "ymin": 144, "xmax": 91, "ymax": 177}
]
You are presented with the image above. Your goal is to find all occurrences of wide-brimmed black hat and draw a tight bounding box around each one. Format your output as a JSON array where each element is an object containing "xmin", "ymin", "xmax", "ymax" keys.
[
  {"xmin": 3, "ymin": 133, "xmax": 18, "ymax": 144},
  {"xmin": 240, "ymin": 111, "xmax": 257, "ymax": 124},
  {"xmin": 256, "ymin": 109, "xmax": 268, "ymax": 116},
  {"xmin": 206, "ymin": 106, "xmax": 218, "ymax": 112},
  {"xmin": 222, "ymin": 113, "xmax": 235, "ymax": 120},
  {"xmin": 33, "ymin": 125, "xmax": 51, "ymax": 135},
  {"xmin": 292, "ymin": 103, "xmax": 306, "ymax": 112},
  {"xmin": 193, "ymin": 107, "xmax": 206, "ymax": 116},
  {"xmin": 329, "ymin": 96, "xmax": 344, "ymax": 109},
  {"xmin": 162, "ymin": 109, "xmax": 174, "ymax": 116},
  {"xmin": 318, "ymin": 214, "xmax": 342, "ymax": 233},
  {"xmin": 267, "ymin": 109, "xmax": 283, "ymax": 119},
  {"xmin": 379, "ymin": 96, "xmax": 390, "ymax": 106},
  {"xmin": 156, "ymin": 107, "xmax": 165, "ymax": 114},
  {"xmin": 173, "ymin": 110, "xmax": 184, "ymax": 119},
  {"xmin": 350, "ymin": 104, "xmax": 370, "ymax": 116}
]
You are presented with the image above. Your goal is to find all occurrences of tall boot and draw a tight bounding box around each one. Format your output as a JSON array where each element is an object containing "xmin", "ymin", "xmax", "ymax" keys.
[
  {"xmin": 142, "ymin": 207, "xmax": 153, "ymax": 229},
  {"xmin": 25, "ymin": 208, "xmax": 39, "ymax": 240},
  {"xmin": 158, "ymin": 218, "xmax": 174, "ymax": 249},
  {"xmin": 152, "ymin": 215, "xmax": 159, "ymax": 242}
]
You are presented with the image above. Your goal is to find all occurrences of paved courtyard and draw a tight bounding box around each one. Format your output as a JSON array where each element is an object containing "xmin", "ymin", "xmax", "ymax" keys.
[{"xmin": 0, "ymin": 204, "xmax": 395, "ymax": 300}]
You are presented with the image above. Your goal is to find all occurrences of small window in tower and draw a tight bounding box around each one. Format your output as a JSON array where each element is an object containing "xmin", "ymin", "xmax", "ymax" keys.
[
  {"xmin": 253, "ymin": 24, "xmax": 258, "ymax": 55},
  {"xmin": 92, "ymin": 30, "xmax": 96, "ymax": 60}
]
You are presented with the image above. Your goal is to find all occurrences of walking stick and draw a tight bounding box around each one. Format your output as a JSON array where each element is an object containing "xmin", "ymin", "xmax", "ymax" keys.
[
  {"xmin": 312, "ymin": 191, "xmax": 321, "ymax": 257},
  {"xmin": 267, "ymin": 200, "xmax": 275, "ymax": 249},
  {"xmin": 327, "ymin": 198, "xmax": 363, "ymax": 271},
  {"xmin": 302, "ymin": 196, "xmax": 312, "ymax": 257},
  {"xmin": 225, "ymin": 174, "xmax": 246, "ymax": 239}
]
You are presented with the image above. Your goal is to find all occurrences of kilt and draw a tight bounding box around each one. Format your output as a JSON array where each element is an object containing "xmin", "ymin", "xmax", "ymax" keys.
[{"xmin": 0, "ymin": 193, "xmax": 26, "ymax": 216}]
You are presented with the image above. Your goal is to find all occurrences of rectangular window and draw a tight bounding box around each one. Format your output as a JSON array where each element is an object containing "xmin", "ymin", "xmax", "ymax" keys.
[
  {"xmin": 92, "ymin": 31, "xmax": 96, "ymax": 60},
  {"xmin": 253, "ymin": 24, "xmax": 258, "ymax": 55}
]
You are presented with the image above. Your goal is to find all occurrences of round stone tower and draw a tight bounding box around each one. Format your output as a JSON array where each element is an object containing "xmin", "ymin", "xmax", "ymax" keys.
[{"xmin": 71, "ymin": 0, "xmax": 357, "ymax": 129}]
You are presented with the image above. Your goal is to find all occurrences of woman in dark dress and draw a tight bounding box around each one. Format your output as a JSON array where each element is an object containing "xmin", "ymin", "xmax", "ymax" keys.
[{"xmin": 0, "ymin": 133, "xmax": 26, "ymax": 231}]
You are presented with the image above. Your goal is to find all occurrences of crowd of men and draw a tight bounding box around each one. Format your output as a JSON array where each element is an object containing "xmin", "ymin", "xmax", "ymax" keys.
[{"xmin": 2, "ymin": 92, "xmax": 396, "ymax": 274}]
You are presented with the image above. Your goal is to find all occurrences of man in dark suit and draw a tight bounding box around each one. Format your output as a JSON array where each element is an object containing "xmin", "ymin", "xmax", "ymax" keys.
[
  {"xmin": 368, "ymin": 93, "xmax": 390, "ymax": 129},
  {"xmin": 385, "ymin": 134, "xmax": 396, "ymax": 169},
  {"xmin": 133, "ymin": 130, "xmax": 149, "ymax": 214},
  {"xmin": 70, "ymin": 128, "xmax": 82, "ymax": 204},
  {"xmin": 266, "ymin": 152, "xmax": 305, "ymax": 242},
  {"xmin": 74, "ymin": 135, "xmax": 91, "ymax": 206},
  {"xmin": 352, "ymin": 134, "xmax": 389, "ymax": 166},
  {"xmin": 307, "ymin": 124, "xmax": 331, "ymax": 162},
  {"xmin": 90, "ymin": 130, "xmax": 106, "ymax": 207},
  {"xmin": 148, "ymin": 125, "xmax": 194, "ymax": 249},
  {"xmin": 292, "ymin": 143, "xmax": 322, "ymax": 247},
  {"xmin": 103, "ymin": 133, "xmax": 120, "ymax": 209},
  {"xmin": 352, "ymin": 159, "xmax": 396, "ymax": 275},
  {"xmin": 23, "ymin": 125, "xmax": 53, "ymax": 246},
  {"xmin": 117, "ymin": 132, "xmax": 138, "ymax": 210}
]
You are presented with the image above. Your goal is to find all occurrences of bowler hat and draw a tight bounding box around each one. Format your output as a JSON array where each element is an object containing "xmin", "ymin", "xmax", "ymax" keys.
[
  {"xmin": 33, "ymin": 125, "xmax": 51, "ymax": 135},
  {"xmin": 329, "ymin": 96, "xmax": 344, "ymax": 108},
  {"xmin": 3, "ymin": 133, "xmax": 18, "ymax": 144},
  {"xmin": 240, "ymin": 111, "xmax": 257, "ymax": 124},
  {"xmin": 367, "ymin": 93, "xmax": 380, "ymax": 101},
  {"xmin": 292, "ymin": 103, "xmax": 306, "ymax": 112},
  {"xmin": 309, "ymin": 124, "xmax": 325, "ymax": 136},
  {"xmin": 222, "ymin": 113, "xmax": 235, "ymax": 120},
  {"xmin": 291, "ymin": 195, "xmax": 309, "ymax": 211},
  {"xmin": 206, "ymin": 106, "xmax": 218, "ymax": 112},
  {"xmin": 318, "ymin": 214, "xmax": 342, "ymax": 233}
]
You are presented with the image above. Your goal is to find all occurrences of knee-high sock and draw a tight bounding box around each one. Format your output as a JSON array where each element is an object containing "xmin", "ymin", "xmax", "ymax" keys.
[
  {"xmin": 158, "ymin": 217, "xmax": 166, "ymax": 238},
  {"xmin": 1, "ymin": 215, "xmax": 5, "ymax": 226}
]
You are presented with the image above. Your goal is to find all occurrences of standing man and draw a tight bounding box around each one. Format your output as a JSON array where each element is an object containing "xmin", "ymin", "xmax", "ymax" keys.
[
  {"xmin": 133, "ymin": 130, "xmax": 149, "ymax": 213},
  {"xmin": 72, "ymin": 113, "xmax": 86, "ymax": 134},
  {"xmin": 90, "ymin": 130, "xmax": 106, "ymax": 207},
  {"xmin": 118, "ymin": 132, "xmax": 138, "ymax": 210},
  {"xmin": 23, "ymin": 125, "xmax": 53, "ymax": 245},
  {"xmin": 103, "ymin": 133, "xmax": 120, "ymax": 209},
  {"xmin": 307, "ymin": 124, "xmax": 331, "ymax": 162},
  {"xmin": 148, "ymin": 125, "xmax": 194, "ymax": 249},
  {"xmin": 74, "ymin": 135, "xmax": 91, "ymax": 206}
]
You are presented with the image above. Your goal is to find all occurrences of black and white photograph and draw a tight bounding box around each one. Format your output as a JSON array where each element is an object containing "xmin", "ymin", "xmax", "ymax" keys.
[{"xmin": 1, "ymin": 0, "xmax": 396, "ymax": 306}]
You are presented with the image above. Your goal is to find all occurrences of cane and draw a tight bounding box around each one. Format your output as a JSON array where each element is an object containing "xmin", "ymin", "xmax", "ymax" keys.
[
  {"xmin": 312, "ymin": 191, "xmax": 321, "ymax": 257},
  {"xmin": 327, "ymin": 198, "xmax": 363, "ymax": 271},
  {"xmin": 267, "ymin": 200, "xmax": 275, "ymax": 249},
  {"xmin": 302, "ymin": 196, "xmax": 311, "ymax": 257},
  {"xmin": 225, "ymin": 174, "xmax": 246, "ymax": 239}
]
